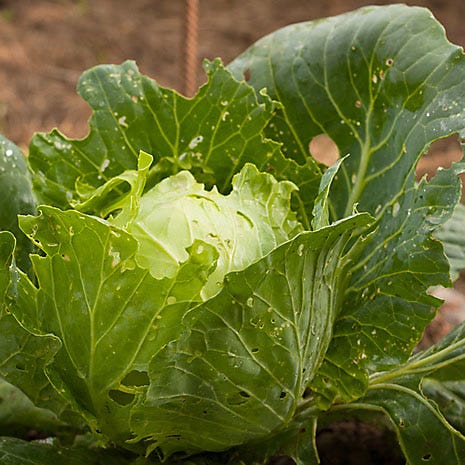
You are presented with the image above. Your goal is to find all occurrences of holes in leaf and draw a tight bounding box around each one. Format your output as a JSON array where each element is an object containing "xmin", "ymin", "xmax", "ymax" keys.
[
  {"xmin": 309, "ymin": 134, "xmax": 339, "ymax": 167},
  {"xmin": 108, "ymin": 389, "xmax": 135, "ymax": 406},
  {"xmin": 280, "ymin": 391, "xmax": 287, "ymax": 399},
  {"xmin": 251, "ymin": 347, "xmax": 259, "ymax": 353},
  {"xmin": 121, "ymin": 370, "xmax": 149, "ymax": 387},
  {"xmin": 422, "ymin": 454, "xmax": 432, "ymax": 462},
  {"xmin": 227, "ymin": 390, "xmax": 250, "ymax": 405},
  {"xmin": 417, "ymin": 135, "xmax": 462, "ymax": 180},
  {"xmin": 15, "ymin": 363, "xmax": 26, "ymax": 371}
]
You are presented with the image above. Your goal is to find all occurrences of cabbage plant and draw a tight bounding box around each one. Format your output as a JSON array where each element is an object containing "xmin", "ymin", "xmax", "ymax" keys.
[{"xmin": 2, "ymin": 4, "xmax": 465, "ymax": 464}]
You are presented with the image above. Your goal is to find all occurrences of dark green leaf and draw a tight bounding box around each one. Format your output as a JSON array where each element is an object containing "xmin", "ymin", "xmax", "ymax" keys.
[
  {"xmin": 359, "ymin": 383, "xmax": 465, "ymax": 464},
  {"xmin": 0, "ymin": 436, "xmax": 138, "ymax": 465},
  {"xmin": 229, "ymin": 4, "xmax": 465, "ymax": 405},
  {"xmin": 435, "ymin": 202, "xmax": 465, "ymax": 281},
  {"xmin": 0, "ymin": 136, "xmax": 36, "ymax": 271}
]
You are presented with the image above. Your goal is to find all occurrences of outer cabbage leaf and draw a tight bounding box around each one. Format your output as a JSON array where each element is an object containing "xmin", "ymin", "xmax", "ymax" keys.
[
  {"xmin": 10, "ymin": 206, "xmax": 218, "ymax": 448},
  {"xmin": 353, "ymin": 383, "xmax": 465, "ymax": 465},
  {"xmin": 0, "ymin": 136, "xmax": 36, "ymax": 271},
  {"xmin": 435, "ymin": 202, "xmax": 465, "ymax": 281},
  {"xmin": 0, "ymin": 231, "xmax": 70, "ymax": 422},
  {"xmin": 6, "ymin": 200, "xmax": 372, "ymax": 458},
  {"xmin": 128, "ymin": 213, "xmax": 372, "ymax": 458},
  {"xmin": 0, "ymin": 379, "xmax": 63, "ymax": 437},
  {"xmin": 0, "ymin": 437, "xmax": 141, "ymax": 465},
  {"xmin": 28, "ymin": 60, "xmax": 321, "ymax": 228},
  {"xmin": 337, "ymin": 319, "xmax": 465, "ymax": 464},
  {"xmin": 409, "ymin": 320, "xmax": 465, "ymax": 434},
  {"xmin": 229, "ymin": 4, "xmax": 465, "ymax": 406}
]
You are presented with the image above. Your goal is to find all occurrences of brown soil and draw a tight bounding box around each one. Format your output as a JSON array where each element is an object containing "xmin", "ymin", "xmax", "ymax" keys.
[{"xmin": 0, "ymin": 1, "xmax": 464, "ymax": 464}]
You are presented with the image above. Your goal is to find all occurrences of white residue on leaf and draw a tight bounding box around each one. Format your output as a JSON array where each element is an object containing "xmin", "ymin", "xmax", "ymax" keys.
[
  {"xmin": 221, "ymin": 111, "xmax": 230, "ymax": 121},
  {"xmin": 189, "ymin": 135, "xmax": 204, "ymax": 149},
  {"xmin": 297, "ymin": 243, "xmax": 304, "ymax": 256},
  {"xmin": 109, "ymin": 249, "xmax": 121, "ymax": 267},
  {"xmin": 246, "ymin": 297, "xmax": 254, "ymax": 308},
  {"xmin": 118, "ymin": 116, "xmax": 129, "ymax": 128},
  {"xmin": 221, "ymin": 100, "xmax": 228, "ymax": 106},
  {"xmin": 100, "ymin": 158, "xmax": 110, "ymax": 172}
]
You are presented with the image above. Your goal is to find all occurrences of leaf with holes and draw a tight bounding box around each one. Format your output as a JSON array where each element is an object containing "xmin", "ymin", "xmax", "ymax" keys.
[
  {"xmin": 229, "ymin": 3, "xmax": 465, "ymax": 407},
  {"xmin": 29, "ymin": 59, "xmax": 321, "ymax": 228},
  {"xmin": 1, "ymin": 4, "xmax": 465, "ymax": 465}
]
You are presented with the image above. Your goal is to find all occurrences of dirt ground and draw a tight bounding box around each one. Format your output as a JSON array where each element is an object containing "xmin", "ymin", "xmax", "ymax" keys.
[
  {"xmin": 1, "ymin": 1, "xmax": 465, "ymax": 464},
  {"xmin": 0, "ymin": 0, "xmax": 464, "ymax": 151}
]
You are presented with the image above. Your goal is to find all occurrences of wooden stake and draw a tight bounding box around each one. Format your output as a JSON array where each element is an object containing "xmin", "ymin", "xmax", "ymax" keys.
[{"xmin": 183, "ymin": 0, "xmax": 199, "ymax": 97}]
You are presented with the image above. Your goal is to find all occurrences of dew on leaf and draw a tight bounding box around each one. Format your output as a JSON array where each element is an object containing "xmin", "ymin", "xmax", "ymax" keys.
[{"xmin": 5, "ymin": 149, "xmax": 12, "ymax": 157}]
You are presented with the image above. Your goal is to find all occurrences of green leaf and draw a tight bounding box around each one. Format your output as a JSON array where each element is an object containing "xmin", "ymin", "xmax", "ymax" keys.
[
  {"xmin": 422, "ymin": 379, "xmax": 465, "ymax": 434},
  {"xmin": 0, "ymin": 231, "xmax": 69, "ymax": 421},
  {"xmin": 435, "ymin": 202, "xmax": 465, "ymax": 281},
  {"xmin": 0, "ymin": 231, "xmax": 14, "ymax": 301},
  {"xmin": 28, "ymin": 60, "xmax": 321, "ymax": 228},
  {"xmin": 356, "ymin": 383, "xmax": 465, "ymax": 464},
  {"xmin": 0, "ymin": 436, "xmax": 139, "ymax": 465},
  {"xmin": 11, "ymin": 206, "xmax": 219, "ymax": 448},
  {"xmin": 0, "ymin": 136, "xmax": 36, "ymax": 271},
  {"xmin": 404, "ymin": 320, "xmax": 465, "ymax": 435},
  {"xmin": 0, "ymin": 379, "xmax": 63, "ymax": 437},
  {"xmin": 229, "ymin": 4, "xmax": 465, "ymax": 405},
  {"xmin": 9, "ymin": 204, "xmax": 371, "ymax": 458},
  {"xmin": 128, "ymin": 213, "xmax": 372, "ymax": 457},
  {"xmin": 238, "ymin": 416, "xmax": 319, "ymax": 465}
]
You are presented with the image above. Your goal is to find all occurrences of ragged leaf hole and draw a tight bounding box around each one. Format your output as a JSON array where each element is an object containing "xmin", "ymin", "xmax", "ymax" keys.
[
  {"xmin": 121, "ymin": 370, "xmax": 149, "ymax": 387},
  {"xmin": 109, "ymin": 389, "xmax": 135, "ymax": 406},
  {"xmin": 309, "ymin": 134, "xmax": 339, "ymax": 167}
]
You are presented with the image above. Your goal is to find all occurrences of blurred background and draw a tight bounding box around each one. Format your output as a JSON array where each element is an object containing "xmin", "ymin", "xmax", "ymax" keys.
[{"xmin": 0, "ymin": 0, "xmax": 464, "ymax": 155}]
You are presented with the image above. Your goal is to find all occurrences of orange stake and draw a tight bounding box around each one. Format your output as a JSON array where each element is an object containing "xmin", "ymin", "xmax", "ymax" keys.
[{"xmin": 183, "ymin": 0, "xmax": 199, "ymax": 97}]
